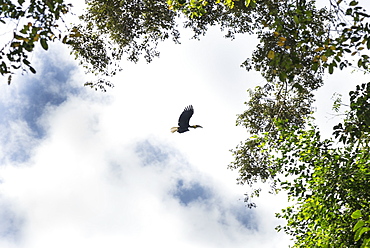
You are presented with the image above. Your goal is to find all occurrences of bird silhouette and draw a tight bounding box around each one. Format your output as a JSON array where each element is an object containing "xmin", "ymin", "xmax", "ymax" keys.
[{"xmin": 171, "ymin": 105, "xmax": 203, "ymax": 133}]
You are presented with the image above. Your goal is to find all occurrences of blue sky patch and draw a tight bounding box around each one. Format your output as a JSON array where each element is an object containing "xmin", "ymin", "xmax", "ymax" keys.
[
  {"xmin": 0, "ymin": 201, "xmax": 23, "ymax": 242},
  {"xmin": 234, "ymin": 205, "xmax": 257, "ymax": 230},
  {"xmin": 135, "ymin": 140, "xmax": 169, "ymax": 166},
  {"xmin": 174, "ymin": 179, "xmax": 211, "ymax": 206},
  {"xmin": 17, "ymin": 56, "xmax": 78, "ymax": 138},
  {"xmin": 0, "ymin": 53, "xmax": 79, "ymax": 163}
]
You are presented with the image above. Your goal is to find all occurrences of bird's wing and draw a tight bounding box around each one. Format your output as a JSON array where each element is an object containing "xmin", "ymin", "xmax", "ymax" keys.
[{"xmin": 178, "ymin": 105, "xmax": 194, "ymax": 128}]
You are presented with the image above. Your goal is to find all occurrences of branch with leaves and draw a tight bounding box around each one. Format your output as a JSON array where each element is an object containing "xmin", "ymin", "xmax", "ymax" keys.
[{"xmin": 0, "ymin": 0, "xmax": 73, "ymax": 84}]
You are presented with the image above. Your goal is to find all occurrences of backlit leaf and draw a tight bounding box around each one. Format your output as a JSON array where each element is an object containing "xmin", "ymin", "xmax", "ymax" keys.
[
  {"xmin": 352, "ymin": 210, "xmax": 363, "ymax": 219},
  {"xmin": 355, "ymin": 227, "xmax": 370, "ymax": 241},
  {"xmin": 267, "ymin": 50, "xmax": 275, "ymax": 59},
  {"xmin": 353, "ymin": 220, "xmax": 365, "ymax": 231}
]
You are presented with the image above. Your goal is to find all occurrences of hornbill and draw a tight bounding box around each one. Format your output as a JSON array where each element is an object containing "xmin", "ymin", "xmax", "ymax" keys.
[{"xmin": 171, "ymin": 105, "xmax": 203, "ymax": 133}]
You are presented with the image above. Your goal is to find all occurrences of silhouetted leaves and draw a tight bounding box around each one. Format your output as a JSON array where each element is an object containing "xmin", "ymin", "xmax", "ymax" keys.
[
  {"xmin": 227, "ymin": 0, "xmax": 370, "ymax": 246},
  {"xmin": 0, "ymin": 0, "xmax": 72, "ymax": 83}
]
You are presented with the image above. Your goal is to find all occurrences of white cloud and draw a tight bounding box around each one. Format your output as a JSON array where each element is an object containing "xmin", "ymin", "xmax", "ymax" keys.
[{"xmin": 0, "ymin": 56, "xmax": 291, "ymax": 247}]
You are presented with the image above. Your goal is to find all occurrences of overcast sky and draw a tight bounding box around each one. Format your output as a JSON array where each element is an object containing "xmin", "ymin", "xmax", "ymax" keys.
[{"xmin": 0, "ymin": 1, "xmax": 369, "ymax": 248}]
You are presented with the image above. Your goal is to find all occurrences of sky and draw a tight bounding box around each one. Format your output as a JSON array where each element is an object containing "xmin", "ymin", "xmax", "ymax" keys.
[{"xmin": 0, "ymin": 1, "xmax": 369, "ymax": 248}]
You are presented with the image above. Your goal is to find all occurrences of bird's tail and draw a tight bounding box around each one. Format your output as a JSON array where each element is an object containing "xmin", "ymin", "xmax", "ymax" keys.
[{"xmin": 170, "ymin": 127, "xmax": 178, "ymax": 133}]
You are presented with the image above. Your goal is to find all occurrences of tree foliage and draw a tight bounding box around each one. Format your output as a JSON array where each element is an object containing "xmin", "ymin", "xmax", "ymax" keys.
[
  {"xmin": 0, "ymin": 0, "xmax": 72, "ymax": 84},
  {"xmin": 230, "ymin": 82, "xmax": 370, "ymax": 247},
  {"xmin": 68, "ymin": 0, "xmax": 259, "ymax": 90},
  {"xmin": 69, "ymin": 0, "xmax": 180, "ymax": 84},
  {"xmin": 225, "ymin": 0, "xmax": 370, "ymax": 247},
  {"xmin": 352, "ymin": 210, "xmax": 370, "ymax": 247}
]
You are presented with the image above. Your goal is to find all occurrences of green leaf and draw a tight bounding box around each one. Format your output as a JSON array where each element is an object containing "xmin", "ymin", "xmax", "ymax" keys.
[
  {"xmin": 354, "ymin": 220, "xmax": 365, "ymax": 231},
  {"xmin": 293, "ymin": 15, "xmax": 299, "ymax": 24},
  {"xmin": 312, "ymin": 62, "xmax": 319, "ymax": 71},
  {"xmin": 14, "ymin": 33, "xmax": 25, "ymax": 41},
  {"xmin": 279, "ymin": 71, "xmax": 287, "ymax": 82},
  {"xmin": 20, "ymin": 24, "xmax": 29, "ymax": 34},
  {"xmin": 40, "ymin": 38, "xmax": 48, "ymax": 50},
  {"xmin": 349, "ymin": 0, "xmax": 358, "ymax": 6},
  {"xmin": 293, "ymin": 83, "xmax": 304, "ymax": 93},
  {"xmin": 358, "ymin": 58, "xmax": 363, "ymax": 67},
  {"xmin": 355, "ymin": 227, "xmax": 370, "ymax": 241},
  {"xmin": 267, "ymin": 50, "xmax": 275, "ymax": 59},
  {"xmin": 62, "ymin": 35, "xmax": 68, "ymax": 44},
  {"xmin": 329, "ymin": 64, "xmax": 334, "ymax": 74},
  {"xmin": 352, "ymin": 210, "xmax": 363, "ymax": 219},
  {"xmin": 363, "ymin": 238, "xmax": 370, "ymax": 247}
]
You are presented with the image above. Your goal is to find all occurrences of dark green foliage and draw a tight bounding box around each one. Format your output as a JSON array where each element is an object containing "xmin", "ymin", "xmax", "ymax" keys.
[
  {"xmin": 226, "ymin": 1, "xmax": 370, "ymax": 246},
  {"xmin": 334, "ymin": 82, "xmax": 370, "ymax": 145},
  {"xmin": 0, "ymin": 0, "xmax": 72, "ymax": 83},
  {"xmin": 69, "ymin": 0, "xmax": 181, "ymax": 75}
]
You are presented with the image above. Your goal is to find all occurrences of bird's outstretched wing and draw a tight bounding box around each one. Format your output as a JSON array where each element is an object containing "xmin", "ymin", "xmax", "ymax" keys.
[{"xmin": 178, "ymin": 105, "xmax": 193, "ymax": 128}]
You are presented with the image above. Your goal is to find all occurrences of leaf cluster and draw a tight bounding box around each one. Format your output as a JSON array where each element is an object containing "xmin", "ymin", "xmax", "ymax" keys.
[
  {"xmin": 0, "ymin": 0, "xmax": 72, "ymax": 83},
  {"xmin": 334, "ymin": 82, "xmax": 370, "ymax": 146},
  {"xmin": 230, "ymin": 0, "xmax": 370, "ymax": 195},
  {"xmin": 68, "ymin": 0, "xmax": 260, "ymax": 89},
  {"xmin": 352, "ymin": 210, "xmax": 370, "ymax": 247},
  {"xmin": 275, "ymin": 123, "xmax": 370, "ymax": 247},
  {"xmin": 231, "ymin": 82, "xmax": 370, "ymax": 247},
  {"xmin": 226, "ymin": 2, "xmax": 370, "ymax": 246},
  {"xmin": 69, "ymin": 0, "xmax": 181, "ymax": 75}
]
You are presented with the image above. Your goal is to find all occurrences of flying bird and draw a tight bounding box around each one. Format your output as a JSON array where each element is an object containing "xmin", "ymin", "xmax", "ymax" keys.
[{"xmin": 171, "ymin": 105, "xmax": 203, "ymax": 133}]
